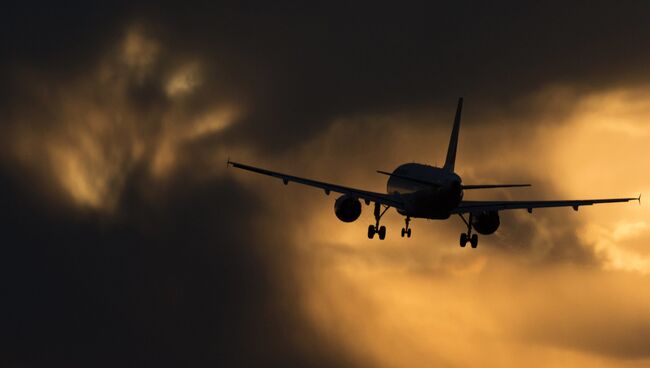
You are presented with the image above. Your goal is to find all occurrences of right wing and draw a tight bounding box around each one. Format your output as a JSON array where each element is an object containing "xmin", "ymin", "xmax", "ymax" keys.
[
  {"xmin": 452, "ymin": 196, "xmax": 640, "ymax": 214},
  {"xmin": 228, "ymin": 161, "xmax": 405, "ymax": 209}
]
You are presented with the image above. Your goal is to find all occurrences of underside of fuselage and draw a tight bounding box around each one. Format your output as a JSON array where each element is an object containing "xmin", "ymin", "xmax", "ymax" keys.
[{"xmin": 386, "ymin": 163, "xmax": 462, "ymax": 219}]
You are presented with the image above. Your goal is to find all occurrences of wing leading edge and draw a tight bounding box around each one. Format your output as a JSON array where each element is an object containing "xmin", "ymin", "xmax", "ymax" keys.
[
  {"xmin": 228, "ymin": 161, "xmax": 405, "ymax": 209},
  {"xmin": 452, "ymin": 196, "xmax": 640, "ymax": 214}
]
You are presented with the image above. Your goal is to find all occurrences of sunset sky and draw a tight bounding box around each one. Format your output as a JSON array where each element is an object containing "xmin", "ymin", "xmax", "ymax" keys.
[{"xmin": 2, "ymin": 2, "xmax": 650, "ymax": 367}]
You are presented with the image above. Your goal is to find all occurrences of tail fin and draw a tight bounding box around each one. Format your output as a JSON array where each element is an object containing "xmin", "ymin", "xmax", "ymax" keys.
[{"xmin": 443, "ymin": 97, "xmax": 463, "ymax": 172}]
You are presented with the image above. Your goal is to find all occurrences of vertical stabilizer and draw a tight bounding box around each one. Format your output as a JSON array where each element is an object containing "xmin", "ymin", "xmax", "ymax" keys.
[{"xmin": 443, "ymin": 97, "xmax": 463, "ymax": 172}]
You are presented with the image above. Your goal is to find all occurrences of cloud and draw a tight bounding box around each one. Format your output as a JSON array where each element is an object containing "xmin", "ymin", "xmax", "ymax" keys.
[
  {"xmin": 0, "ymin": 162, "xmax": 360, "ymax": 367},
  {"xmin": 0, "ymin": 19, "xmax": 358, "ymax": 368},
  {"xmin": 2, "ymin": 3, "xmax": 650, "ymax": 367},
  {"xmin": 253, "ymin": 87, "xmax": 650, "ymax": 366}
]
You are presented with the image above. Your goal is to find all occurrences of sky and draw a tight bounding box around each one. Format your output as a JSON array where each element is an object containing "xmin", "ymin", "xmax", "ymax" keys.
[{"xmin": 1, "ymin": 2, "xmax": 650, "ymax": 367}]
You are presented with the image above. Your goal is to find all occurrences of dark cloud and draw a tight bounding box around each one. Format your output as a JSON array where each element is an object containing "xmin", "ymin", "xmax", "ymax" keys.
[
  {"xmin": 0, "ymin": 163, "xmax": 358, "ymax": 367},
  {"xmin": 166, "ymin": 1, "xmax": 650, "ymax": 152},
  {"xmin": 2, "ymin": 2, "xmax": 650, "ymax": 367},
  {"xmin": 4, "ymin": 2, "xmax": 650, "ymax": 152}
]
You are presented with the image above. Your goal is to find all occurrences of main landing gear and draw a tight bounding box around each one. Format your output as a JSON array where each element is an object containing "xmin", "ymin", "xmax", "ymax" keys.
[
  {"xmin": 458, "ymin": 213, "xmax": 478, "ymax": 248},
  {"xmin": 401, "ymin": 216, "xmax": 412, "ymax": 238},
  {"xmin": 368, "ymin": 202, "xmax": 389, "ymax": 240}
]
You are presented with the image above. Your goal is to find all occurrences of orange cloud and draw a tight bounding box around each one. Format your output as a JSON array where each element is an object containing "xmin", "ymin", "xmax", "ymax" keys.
[
  {"xmin": 236, "ymin": 86, "xmax": 650, "ymax": 367},
  {"xmin": 4, "ymin": 26, "xmax": 239, "ymax": 211}
]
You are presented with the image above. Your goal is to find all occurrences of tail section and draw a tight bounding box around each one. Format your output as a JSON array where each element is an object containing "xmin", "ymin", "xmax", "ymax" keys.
[{"xmin": 443, "ymin": 97, "xmax": 463, "ymax": 172}]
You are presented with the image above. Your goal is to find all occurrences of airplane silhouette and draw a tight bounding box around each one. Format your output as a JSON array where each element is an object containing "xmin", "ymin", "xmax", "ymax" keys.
[{"xmin": 228, "ymin": 98, "xmax": 640, "ymax": 248}]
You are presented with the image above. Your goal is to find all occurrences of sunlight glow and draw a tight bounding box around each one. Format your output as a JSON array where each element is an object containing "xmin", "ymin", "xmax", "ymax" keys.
[{"xmin": 271, "ymin": 86, "xmax": 650, "ymax": 367}]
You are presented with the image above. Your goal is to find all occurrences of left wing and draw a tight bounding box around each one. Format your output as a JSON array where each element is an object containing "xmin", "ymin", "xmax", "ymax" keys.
[
  {"xmin": 228, "ymin": 161, "xmax": 405, "ymax": 209},
  {"xmin": 452, "ymin": 196, "xmax": 640, "ymax": 214}
]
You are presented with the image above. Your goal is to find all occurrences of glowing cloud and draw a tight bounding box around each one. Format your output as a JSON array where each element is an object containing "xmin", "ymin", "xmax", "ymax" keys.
[
  {"xmin": 244, "ymin": 86, "xmax": 650, "ymax": 367},
  {"xmin": 165, "ymin": 62, "xmax": 202, "ymax": 97}
]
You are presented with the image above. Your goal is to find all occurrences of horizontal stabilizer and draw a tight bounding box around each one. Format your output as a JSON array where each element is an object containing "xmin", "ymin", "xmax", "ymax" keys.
[
  {"xmin": 462, "ymin": 184, "xmax": 531, "ymax": 190},
  {"xmin": 377, "ymin": 171, "xmax": 530, "ymax": 190},
  {"xmin": 376, "ymin": 170, "xmax": 441, "ymax": 187}
]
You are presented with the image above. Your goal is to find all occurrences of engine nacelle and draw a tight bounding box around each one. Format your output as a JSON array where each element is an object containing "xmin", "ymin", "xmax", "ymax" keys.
[
  {"xmin": 334, "ymin": 194, "xmax": 362, "ymax": 222},
  {"xmin": 471, "ymin": 211, "xmax": 500, "ymax": 235}
]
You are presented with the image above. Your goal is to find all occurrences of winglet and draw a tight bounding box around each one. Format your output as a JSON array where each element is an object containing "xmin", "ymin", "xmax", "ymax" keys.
[
  {"xmin": 639, "ymin": 193, "xmax": 642, "ymax": 205},
  {"xmin": 227, "ymin": 156, "xmax": 233, "ymax": 168},
  {"xmin": 443, "ymin": 97, "xmax": 463, "ymax": 172}
]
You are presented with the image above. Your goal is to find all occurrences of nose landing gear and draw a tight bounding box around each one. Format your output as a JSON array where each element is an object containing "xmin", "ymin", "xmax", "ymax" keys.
[
  {"xmin": 401, "ymin": 216, "xmax": 412, "ymax": 238},
  {"xmin": 368, "ymin": 202, "xmax": 389, "ymax": 240},
  {"xmin": 458, "ymin": 213, "xmax": 479, "ymax": 248}
]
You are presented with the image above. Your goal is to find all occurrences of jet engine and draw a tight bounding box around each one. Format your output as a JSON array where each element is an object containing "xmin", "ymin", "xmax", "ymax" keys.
[
  {"xmin": 334, "ymin": 194, "xmax": 362, "ymax": 222},
  {"xmin": 471, "ymin": 211, "xmax": 500, "ymax": 235}
]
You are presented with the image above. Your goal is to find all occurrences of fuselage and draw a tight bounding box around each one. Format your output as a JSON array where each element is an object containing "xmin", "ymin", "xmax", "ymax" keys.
[{"xmin": 386, "ymin": 163, "xmax": 463, "ymax": 219}]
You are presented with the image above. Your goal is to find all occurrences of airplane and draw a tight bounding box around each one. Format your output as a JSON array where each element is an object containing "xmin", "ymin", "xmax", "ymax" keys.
[{"xmin": 228, "ymin": 98, "xmax": 640, "ymax": 248}]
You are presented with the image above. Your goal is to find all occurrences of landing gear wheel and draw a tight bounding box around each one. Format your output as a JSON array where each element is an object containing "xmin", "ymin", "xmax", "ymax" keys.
[
  {"xmin": 368, "ymin": 203, "xmax": 389, "ymax": 240},
  {"xmin": 401, "ymin": 216, "xmax": 412, "ymax": 239},
  {"xmin": 378, "ymin": 226, "xmax": 386, "ymax": 240},
  {"xmin": 368, "ymin": 225, "xmax": 375, "ymax": 239},
  {"xmin": 458, "ymin": 213, "xmax": 479, "ymax": 248},
  {"xmin": 470, "ymin": 234, "xmax": 478, "ymax": 248}
]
